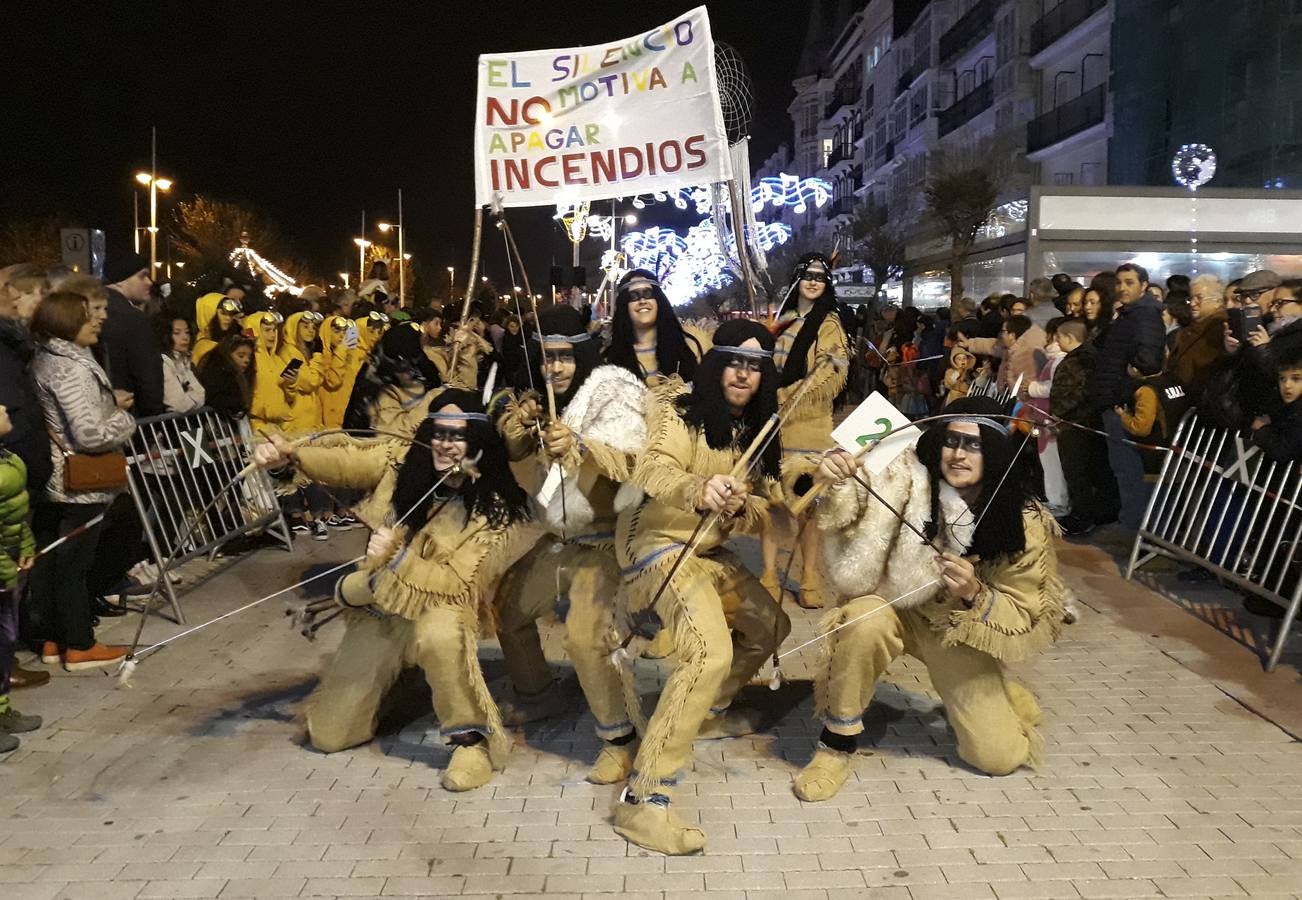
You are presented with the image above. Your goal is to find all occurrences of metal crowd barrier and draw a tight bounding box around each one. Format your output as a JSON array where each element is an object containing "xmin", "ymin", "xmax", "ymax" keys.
[
  {"xmin": 124, "ymin": 408, "xmax": 293, "ymax": 623},
  {"xmin": 1126, "ymin": 410, "xmax": 1302, "ymax": 671}
]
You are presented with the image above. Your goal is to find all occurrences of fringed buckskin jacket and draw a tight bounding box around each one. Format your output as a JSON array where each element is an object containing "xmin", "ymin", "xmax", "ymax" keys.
[
  {"xmin": 615, "ymin": 382, "xmax": 777, "ymax": 612},
  {"xmin": 293, "ymin": 438, "xmax": 536, "ymax": 623},
  {"xmin": 777, "ymin": 312, "xmax": 849, "ymax": 456},
  {"xmin": 817, "ymin": 451, "xmax": 1066, "ymax": 663},
  {"xmin": 499, "ymin": 365, "xmax": 646, "ymax": 545}
]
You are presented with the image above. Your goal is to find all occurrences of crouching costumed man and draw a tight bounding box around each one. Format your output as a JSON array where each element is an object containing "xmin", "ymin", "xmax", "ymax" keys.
[
  {"xmin": 252, "ymin": 389, "xmax": 534, "ymax": 791},
  {"xmin": 494, "ymin": 305, "xmax": 647, "ymax": 784},
  {"xmin": 794, "ymin": 396, "xmax": 1066, "ymax": 801},
  {"xmin": 613, "ymin": 320, "xmax": 792, "ymax": 855}
]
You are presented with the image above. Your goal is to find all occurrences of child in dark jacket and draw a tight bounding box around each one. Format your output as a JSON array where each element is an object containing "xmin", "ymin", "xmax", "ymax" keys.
[
  {"xmin": 1250, "ymin": 348, "xmax": 1302, "ymax": 464},
  {"xmin": 0, "ymin": 403, "xmax": 41, "ymax": 753}
]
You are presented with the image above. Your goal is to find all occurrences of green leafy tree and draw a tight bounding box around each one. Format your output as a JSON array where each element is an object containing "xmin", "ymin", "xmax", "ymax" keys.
[{"xmin": 924, "ymin": 166, "xmax": 997, "ymax": 316}]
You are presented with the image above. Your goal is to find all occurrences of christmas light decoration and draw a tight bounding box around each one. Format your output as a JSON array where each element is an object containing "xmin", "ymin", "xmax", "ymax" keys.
[
  {"xmin": 229, "ymin": 231, "xmax": 302, "ymax": 295},
  {"xmin": 1172, "ymin": 144, "xmax": 1217, "ymax": 191}
]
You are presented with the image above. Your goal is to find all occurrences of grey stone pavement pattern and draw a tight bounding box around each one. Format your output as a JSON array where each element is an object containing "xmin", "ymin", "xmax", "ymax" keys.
[{"xmin": 3, "ymin": 526, "xmax": 1302, "ymax": 900}]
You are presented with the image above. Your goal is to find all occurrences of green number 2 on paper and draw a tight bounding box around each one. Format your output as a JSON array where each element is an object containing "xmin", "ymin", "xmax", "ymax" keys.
[{"xmin": 856, "ymin": 417, "xmax": 894, "ymax": 447}]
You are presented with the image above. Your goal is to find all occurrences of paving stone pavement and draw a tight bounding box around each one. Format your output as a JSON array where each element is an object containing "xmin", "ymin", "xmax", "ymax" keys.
[{"xmin": 2, "ymin": 528, "xmax": 1302, "ymax": 900}]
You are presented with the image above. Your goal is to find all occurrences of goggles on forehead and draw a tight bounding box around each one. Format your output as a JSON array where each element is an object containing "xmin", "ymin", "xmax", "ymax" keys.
[
  {"xmin": 260, "ymin": 311, "xmax": 284, "ymax": 326},
  {"xmin": 329, "ymin": 316, "xmax": 349, "ymax": 330},
  {"xmin": 217, "ymin": 298, "xmax": 243, "ymax": 315},
  {"xmin": 943, "ymin": 432, "xmax": 983, "ymax": 454},
  {"xmin": 368, "ymin": 311, "xmax": 391, "ymax": 326},
  {"xmin": 299, "ymin": 311, "xmax": 324, "ymax": 324}
]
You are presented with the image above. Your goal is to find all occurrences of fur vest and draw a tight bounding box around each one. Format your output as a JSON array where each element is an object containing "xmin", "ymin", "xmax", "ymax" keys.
[{"xmin": 817, "ymin": 450, "xmax": 974, "ymax": 610}]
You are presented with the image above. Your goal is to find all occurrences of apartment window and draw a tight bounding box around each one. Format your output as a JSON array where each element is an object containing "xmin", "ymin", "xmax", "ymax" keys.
[
  {"xmin": 865, "ymin": 83, "xmax": 875, "ymax": 118},
  {"xmin": 1054, "ymin": 171, "xmax": 1075, "ymax": 186},
  {"xmin": 996, "ymin": 12, "xmax": 1016, "ymax": 67},
  {"xmin": 910, "ymin": 85, "xmax": 929, "ymax": 125},
  {"xmin": 822, "ymin": 137, "xmax": 833, "ymax": 168}
]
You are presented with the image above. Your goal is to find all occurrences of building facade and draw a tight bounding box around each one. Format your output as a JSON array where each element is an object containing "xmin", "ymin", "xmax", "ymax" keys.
[{"xmin": 785, "ymin": 0, "xmax": 1302, "ymax": 306}]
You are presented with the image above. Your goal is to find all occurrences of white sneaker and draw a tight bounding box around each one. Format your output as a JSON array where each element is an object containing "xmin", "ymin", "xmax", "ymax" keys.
[{"xmin": 311, "ymin": 521, "xmax": 329, "ymax": 541}]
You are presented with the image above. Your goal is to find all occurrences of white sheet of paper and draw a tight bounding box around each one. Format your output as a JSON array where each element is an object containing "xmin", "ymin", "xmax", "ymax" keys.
[
  {"xmin": 536, "ymin": 461, "xmax": 563, "ymax": 508},
  {"xmin": 830, "ymin": 391, "xmax": 918, "ymax": 474}
]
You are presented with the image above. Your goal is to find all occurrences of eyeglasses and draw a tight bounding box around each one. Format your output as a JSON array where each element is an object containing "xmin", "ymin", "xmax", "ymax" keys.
[
  {"xmin": 799, "ymin": 271, "xmax": 830, "ymax": 284},
  {"xmin": 724, "ymin": 356, "xmax": 764, "ymax": 373},
  {"xmin": 943, "ymin": 432, "xmax": 983, "ymax": 454},
  {"xmin": 1192, "ymin": 294, "xmax": 1221, "ymax": 304},
  {"xmin": 429, "ymin": 426, "xmax": 469, "ymax": 445}
]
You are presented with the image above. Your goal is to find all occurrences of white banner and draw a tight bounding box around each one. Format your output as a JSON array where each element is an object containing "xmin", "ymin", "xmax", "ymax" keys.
[
  {"xmin": 474, "ymin": 6, "xmax": 733, "ymax": 209},
  {"xmin": 830, "ymin": 392, "xmax": 918, "ymax": 475}
]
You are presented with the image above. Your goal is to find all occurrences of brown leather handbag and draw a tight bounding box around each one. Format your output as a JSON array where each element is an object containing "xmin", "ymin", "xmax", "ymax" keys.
[{"xmin": 51, "ymin": 429, "xmax": 128, "ymax": 492}]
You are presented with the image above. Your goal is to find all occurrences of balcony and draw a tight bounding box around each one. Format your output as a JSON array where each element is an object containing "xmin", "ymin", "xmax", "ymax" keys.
[
  {"xmin": 873, "ymin": 139, "xmax": 896, "ymax": 168},
  {"xmin": 827, "ymin": 197, "xmax": 856, "ymax": 220},
  {"xmin": 1030, "ymin": 0, "xmax": 1107, "ymax": 56},
  {"xmin": 1026, "ymin": 82, "xmax": 1106, "ymax": 152},
  {"xmin": 851, "ymin": 120, "xmax": 866, "ymax": 144},
  {"xmin": 940, "ymin": 0, "xmax": 999, "ymax": 64},
  {"xmin": 823, "ymin": 84, "xmax": 860, "ymax": 120},
  {"xmin": 849, "ymin": 163, "xmax": 864, "ymax": 188},
  {"xmin": 937, "ymin": 79, "xmax": 994, "ymax": 136},
  {"xmin": 827, "ymin": 142, "xmax": 853, "ymax": 169},
  {"xmin": 896, "ymin": 56, "xmax": 929, "ymax": 97}
]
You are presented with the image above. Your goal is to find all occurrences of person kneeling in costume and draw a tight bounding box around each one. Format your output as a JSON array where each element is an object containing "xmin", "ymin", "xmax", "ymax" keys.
[
  {"xmin": 794, "ymin": 396, "xmax": 1066, "ymax": 801},
  {"xmin": 493, "ymin": 305, "xmax": 647, "ymax": 783},
  {"xmin": 612, "ymin": 320, "xmax": 792, "ymax": 855},
  {"xmin": 252, "ymin": 390, "xmax": 535, "ymax": 792}
]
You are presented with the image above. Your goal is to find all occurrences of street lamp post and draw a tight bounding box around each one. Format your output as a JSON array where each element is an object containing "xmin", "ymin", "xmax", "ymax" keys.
[
  {"xmin": 447, "ymin": 266, "xmax": 455, "ymax": 300},
  {"xmin": 135, "ymin": 168, "xmax": 173, "ymax": 276},
  {"xmin": 397, "ymin": 189, "xmax": 405, "ymax": 309}
]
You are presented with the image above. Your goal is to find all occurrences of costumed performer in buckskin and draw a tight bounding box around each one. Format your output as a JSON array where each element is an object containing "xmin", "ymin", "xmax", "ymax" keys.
[
  {"xmin": 760, "ymin": 252, "xmax": 849, "ymax": 609},
  {"xmin": 612, "ymin": 319, "xmax": 792, "ymax": 855},
  {"xmin": 793, "ymin": 395, "xmax": 1065, "ymax": 802},
  {"xmin": 251, "ymin": 389, "xmax": 535, "ymax": 792},
  {"xmin": 605, "ymin": 269, "xmax": 709, "ymax": 385},
  {"xmin": 493, "ymin": 305, "xmax": 647, "ymax": 783}
]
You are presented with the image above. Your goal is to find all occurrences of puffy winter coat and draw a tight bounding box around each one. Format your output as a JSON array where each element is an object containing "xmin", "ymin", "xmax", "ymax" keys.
[{"xmin": 1089, "ymin": 296, "xmax": 1166, "ymax": 411}]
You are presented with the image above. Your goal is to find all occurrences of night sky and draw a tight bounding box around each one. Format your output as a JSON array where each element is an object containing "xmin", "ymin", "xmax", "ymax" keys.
[{"xmin": 5, "ymin": 2, "xmax": 808, "ymax": 293}]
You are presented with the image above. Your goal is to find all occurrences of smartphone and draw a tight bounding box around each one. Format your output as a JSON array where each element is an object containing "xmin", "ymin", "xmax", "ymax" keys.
[
  {"xmin": 1228, "ymin": 307, "xmax": 1262, "ymax": 342},
  {"xmin": 280, "ymin": 358, "xmax": 303, "ymax": 379}
]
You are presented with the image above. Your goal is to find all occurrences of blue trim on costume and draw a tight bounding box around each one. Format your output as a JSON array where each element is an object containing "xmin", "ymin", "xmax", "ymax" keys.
[{"xmin": 620, "ymin": 542, "xmax": 685, "ymax": 577}]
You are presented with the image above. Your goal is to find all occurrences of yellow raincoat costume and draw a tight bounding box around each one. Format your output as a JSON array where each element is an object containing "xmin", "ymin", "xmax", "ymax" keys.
[
  {"xmin": 191, "ymin": 293, "xmax": 228, "ymax": 365},
  {"xmin": 244, "ymin": 311, "xmax": 295, "ymax": 434},
  {"xmin": 319, "ymin": 314, "xmax": 364, "ymax": 429}
]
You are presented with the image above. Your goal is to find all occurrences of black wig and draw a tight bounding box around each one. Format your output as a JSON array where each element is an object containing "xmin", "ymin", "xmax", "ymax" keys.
[
  {"xmin": 677, "ymin": 319, "xmax": 781, "ymax": 481},
  {"xmin": 606, "ymin": 269, "xmax": 700, "ymax": 382},
  {"xmin": 341, "ymin": 323, "xmax": 441, "ymax": 433},
  {"xmin": 390, "ymin": 388, "xmax": 530, "ymax": 534},
  {"xmin": 776, "ymin": 252, "xmax": 842, "ymax": 388},
  {"xmin": 533, "ymin": 304, "xmax": 599, "ymax": 409},
  {"xmin": 914, "ymin": 396, "xmax": 1036, "ymax": 559}
]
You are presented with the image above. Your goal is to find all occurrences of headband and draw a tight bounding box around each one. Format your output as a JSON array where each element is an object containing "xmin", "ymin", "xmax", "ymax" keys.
[
  {"xmin": 709, "ymin": 344, "xmax": 773, "ymax": 360},
  {"xmin": 532, "ymin": 332, "xmax": 592, "ymax": 344},
  {"xmin": 425, "ymin": 411, "xmax": 490, "ymax": 423},
  {"xmin": 947, "ymin": 416, "xmax": 1010, "ymax": 435},
  {"xmin": 621, "ymin": 276, "xmax": 660, "ymax": 293}
]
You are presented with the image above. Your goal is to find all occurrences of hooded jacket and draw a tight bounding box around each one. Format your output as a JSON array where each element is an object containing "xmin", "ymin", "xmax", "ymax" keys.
[
  {"xmin": 244, "ymin": 311, "xmax": 296, "ymax": 432},
  {"xmin": 191, "ymin": 293, "xmax": 226, "ymax": 365},
  {"xmin": 279, "ymin": 311, "xmax": 343, "ymax": 435},
  {"xmin": 318, "ymin": 314, "xmax": 362, "ymax": 429}
]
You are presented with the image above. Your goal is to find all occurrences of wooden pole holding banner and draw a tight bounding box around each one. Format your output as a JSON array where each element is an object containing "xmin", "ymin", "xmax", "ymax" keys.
[
  {"xmin": 727, "ymin": 175, "xmax": 761, "ymax": 319},
  {"xmin": 447, "ymin": 206, "xmax": 485, "ymax": 378},
  {"xmin": 495, "ymin": 208, "xmax": 557, "ymax": 421}
]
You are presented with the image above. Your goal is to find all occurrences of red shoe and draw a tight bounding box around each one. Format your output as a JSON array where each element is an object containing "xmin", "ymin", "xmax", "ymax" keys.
[
  {"xmin": 40, "ymin": 642, "xmax": 61, "ymax": 665},
  {"xmin": 63, "ymin": 643, "xmax": 128, "ymax": 672}
]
